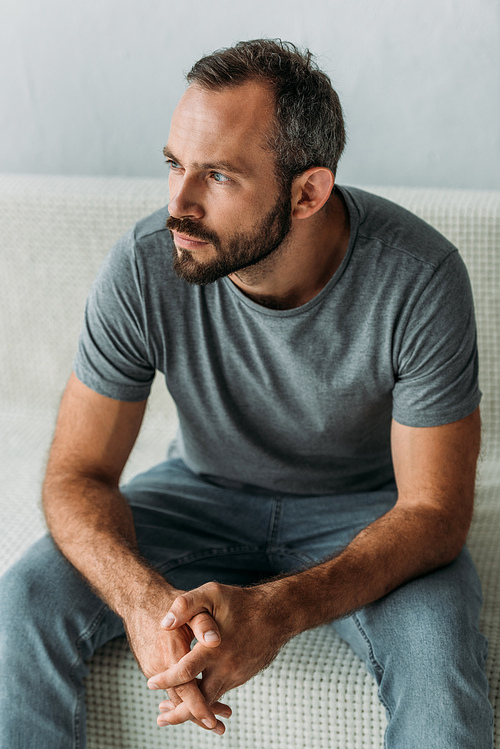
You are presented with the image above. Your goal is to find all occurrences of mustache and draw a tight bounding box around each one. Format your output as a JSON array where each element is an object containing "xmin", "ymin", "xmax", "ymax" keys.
[{"xmin": 166, "ymin": 216, "xmax": 218, "ymax": 244}]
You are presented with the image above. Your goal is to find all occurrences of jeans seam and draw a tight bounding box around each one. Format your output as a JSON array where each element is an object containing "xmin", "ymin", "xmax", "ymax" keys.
[
  {"xmin": 153, "ymin": 544, "xmax": 315, "ymax": 581},
  {"xmin": 267, "ymin": 547, "xmax": 317, "ymax": 567},
  {"xmin": 352, "ymin": 614, "xmax": 383, "ymax": 674},
  {"xmin": 282, "ymin": 549, "xmax": 316, "ymax": 565},
  {"xmin": 71, "ymin": 603, "xmax": 110, "ymax": 749},
  {"xmin": 352, "ymin": 613, "xmax": 393, "ymax": 730},
  {"xmin": 154, "ymin": 544, "xmax": 266, "ymax": 574},
  {"xmin": 267, "ymin": 497, "xmax": 282, "ymax": 549}
]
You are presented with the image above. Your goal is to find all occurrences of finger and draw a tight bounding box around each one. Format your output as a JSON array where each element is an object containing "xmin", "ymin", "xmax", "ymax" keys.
[
  {"xmin": 165, "ymin": 688, "xmax": 181, "ymax": 707},
  {"xmin": 157, "ymin": 698, "xmax": 195, "ymax": 724},
  {"xmin": 160, "ymin": 698, "xmax": 232, "ymax": 719},
  {"xmin": 191, "ymin": 612, "xmax": 221, "ymax": 647},
  {"xmin": 162, "ymin": 608, "xmax": 221, "ymax": 647},
  {"xmin": 148, "ymin": 646, "xmax": 208, "ymax": 690},
  {"xmin": 161, "ymin": 588, "xmax": 219, "ymax": 635},
  {"xmin": 151, "ymin": 679, "xmax": 217, "ymax": 729},
  {"xmin": 157, "ymin": 700, "xmax": 226, "ymax": 734}
]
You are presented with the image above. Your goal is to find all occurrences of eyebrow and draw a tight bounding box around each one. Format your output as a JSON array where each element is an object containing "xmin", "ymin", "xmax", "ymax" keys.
[{"xmin": 162, "ymin": 147, "xmax": 252, "ymax": 178}]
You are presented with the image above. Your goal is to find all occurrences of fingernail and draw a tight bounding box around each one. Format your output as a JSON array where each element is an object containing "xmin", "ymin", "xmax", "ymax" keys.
[
  {"xmin": 161, "ymin": 612, "xmax": 176, "ymax": 627},
  {"xmin": 204, "ymin": 630, "xmax": 220, "ymax": 643},
  {"xmin": 213, "ymin": 724, "xmax": 224, "ymax": 735},
  {"xmin": 202, "ymin": 718, "xmax": 216, "ymax": 728},
  {"xmin": 148, "ymin": 681, "xmax": 160, "ymax": 690},
  {"xmin": 158, "ymin": 718, "xmax": 169, "ymax": 726}
]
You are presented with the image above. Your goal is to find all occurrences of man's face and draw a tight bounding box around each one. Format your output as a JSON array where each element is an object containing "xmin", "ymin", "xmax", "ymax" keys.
[{"xmin": 165, "ymin": 81, "xmax": 293, "ymax": 285}]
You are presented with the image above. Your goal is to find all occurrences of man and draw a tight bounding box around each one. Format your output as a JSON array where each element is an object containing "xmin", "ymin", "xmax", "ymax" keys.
[{"xmin": 0, "ymin": 39, "xmax": 493, "ymax": 748}]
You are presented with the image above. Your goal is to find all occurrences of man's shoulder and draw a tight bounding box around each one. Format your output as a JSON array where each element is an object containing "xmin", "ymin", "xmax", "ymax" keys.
[
  {"xmin": 101, "ymin": 205, "xmax": 176, "ymax": 292},
  {"xmin": 132, "ymin": 205, "xmax": 171, "ymax": 245},
  {"xmin": 119, "ymin": 205, "xmax": 175, "ymax": 277},
  {"xmin": 340, "ymin": 185, "xmax": 457, "ymax": 269}
]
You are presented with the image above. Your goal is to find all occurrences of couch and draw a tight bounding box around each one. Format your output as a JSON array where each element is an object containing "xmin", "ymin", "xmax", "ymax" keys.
[{"xmin": 1, "ymin": 173, "xmax": 499, "ymax": 748}]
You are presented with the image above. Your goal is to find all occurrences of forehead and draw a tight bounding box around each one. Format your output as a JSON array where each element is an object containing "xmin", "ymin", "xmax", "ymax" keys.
[{"xmin": 167, "ymin": 81, "xmax": 276, "ymax": 177}]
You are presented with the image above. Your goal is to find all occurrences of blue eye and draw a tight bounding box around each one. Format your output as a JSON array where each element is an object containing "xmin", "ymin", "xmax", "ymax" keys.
[{"xmin": 212, "ymin": 172, "xmax": 231, "ymax": 183}]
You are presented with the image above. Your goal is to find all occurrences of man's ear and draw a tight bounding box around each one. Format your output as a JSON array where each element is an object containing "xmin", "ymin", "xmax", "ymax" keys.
[{"xmin": 291, "ymin": 167, "xmax": 335, "ymax": 219}]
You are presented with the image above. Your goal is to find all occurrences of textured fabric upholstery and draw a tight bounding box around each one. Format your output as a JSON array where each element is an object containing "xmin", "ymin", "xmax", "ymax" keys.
[{"xmin": 1, "ymin": 174, "xmax": 499, "ymax": 748}]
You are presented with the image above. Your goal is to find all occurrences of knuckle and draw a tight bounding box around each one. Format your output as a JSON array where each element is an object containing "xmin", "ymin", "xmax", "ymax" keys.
[
  {"xmin": 203, "ymin": 581, "xmax": 220, "ymax": 596},
  {"xmin": 174, "ymin": 594, "xmax": 191, "ymax": 614},
  {"xmin": 178, "ymin": 663, "xmax": 196, "ymax": 684}
]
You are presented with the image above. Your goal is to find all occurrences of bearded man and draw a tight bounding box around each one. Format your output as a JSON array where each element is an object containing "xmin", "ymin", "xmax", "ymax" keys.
[{"xmin": 0, "ymin": 39, "xmax": 493, "ymax": 748}]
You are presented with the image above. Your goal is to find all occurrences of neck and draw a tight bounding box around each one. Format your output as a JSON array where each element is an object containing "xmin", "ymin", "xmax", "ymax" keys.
[{"xmin": 228, "ymin": 190, "xmax": 350, "ymax": 310}]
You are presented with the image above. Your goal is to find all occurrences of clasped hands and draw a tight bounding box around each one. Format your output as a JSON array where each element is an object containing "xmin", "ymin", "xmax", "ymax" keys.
[{"xmin": 144, "ymin": 581, "xmax": 291, "ymax": 736}]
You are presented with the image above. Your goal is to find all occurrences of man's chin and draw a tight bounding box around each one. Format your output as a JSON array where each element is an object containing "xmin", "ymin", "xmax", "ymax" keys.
[{"xmin": 172, "ymin": 253, "xmax": 227, "ymax": 286}]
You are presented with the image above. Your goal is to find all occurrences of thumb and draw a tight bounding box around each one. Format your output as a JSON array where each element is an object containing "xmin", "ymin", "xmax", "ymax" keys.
[{"xmin": 161, "ymin": 594, "xmax": 221, "ymax": 647}]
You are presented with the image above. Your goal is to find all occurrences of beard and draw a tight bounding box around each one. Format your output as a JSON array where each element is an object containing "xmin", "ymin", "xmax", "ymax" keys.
[{"xmin": 166, "ymin": 189, "xmax": 292, "ymax": 285}]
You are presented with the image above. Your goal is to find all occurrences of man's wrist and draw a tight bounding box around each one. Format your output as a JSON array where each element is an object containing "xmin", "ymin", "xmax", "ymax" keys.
[
  {"xmin": 257, "ymin": 575, "xmax": 314, "ymax": 639},
  {"xmin": 114, "ymin": 565, "xmax": 179, "ymax": 626},
  {"xmin": 258, "ymin": 560, "xmax": 339, "ymax": 637}
]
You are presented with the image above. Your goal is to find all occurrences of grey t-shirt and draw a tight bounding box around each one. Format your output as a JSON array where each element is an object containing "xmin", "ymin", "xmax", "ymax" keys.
[{"xmin": 73, "ymin": 186, "xmax": 481, "ymax": 495}]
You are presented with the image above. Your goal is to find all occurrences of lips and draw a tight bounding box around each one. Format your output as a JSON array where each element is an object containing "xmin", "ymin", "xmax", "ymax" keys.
[{"xmin": 173, "ymin": 232, "xmax": 210, "ymax": 250}]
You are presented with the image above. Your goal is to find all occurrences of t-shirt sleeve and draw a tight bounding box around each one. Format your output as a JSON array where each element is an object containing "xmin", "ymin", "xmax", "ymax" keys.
[
  {"xmin": 73, "ymin": 229, "xmax": 155, "ymax": 401},
  {"xmin": 392, "ymin": 250, "xmax": 481, "ymax": 427}
]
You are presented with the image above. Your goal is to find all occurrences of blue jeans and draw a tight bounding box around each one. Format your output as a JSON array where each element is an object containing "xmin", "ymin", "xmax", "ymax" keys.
[{"xmin": 0, "ymin": 458, "xmax": 493, "ymax": 748}]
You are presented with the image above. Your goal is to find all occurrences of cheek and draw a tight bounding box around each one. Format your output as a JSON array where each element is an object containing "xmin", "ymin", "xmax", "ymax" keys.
[
  {"xmin": 223, "ymin": 198, "xmax": 267, "ymax": 229},
  {"xmin": 167, "ymin": 174, "xmax": 178, "ymax": 210}
]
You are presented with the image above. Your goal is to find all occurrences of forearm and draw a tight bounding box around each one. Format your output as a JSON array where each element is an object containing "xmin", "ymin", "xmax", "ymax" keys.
[
  {"xmin": 42, "ymin": 470, "xmax": 175, "ymax": 620},
  {"xmin": 261, "ymin": 502, "xmax": 468, "ymax": 637}
]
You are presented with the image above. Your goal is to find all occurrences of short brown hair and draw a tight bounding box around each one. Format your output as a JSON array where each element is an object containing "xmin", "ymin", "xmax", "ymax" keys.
[{"xmin": 187, "ymin": 39, "xmax": 346, "ymax": 187}]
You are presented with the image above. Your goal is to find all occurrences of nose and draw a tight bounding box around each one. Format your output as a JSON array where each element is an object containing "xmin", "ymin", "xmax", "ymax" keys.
[{"xmin": 168, "ymin": 174, "xmax": 204, "ymax": 220}]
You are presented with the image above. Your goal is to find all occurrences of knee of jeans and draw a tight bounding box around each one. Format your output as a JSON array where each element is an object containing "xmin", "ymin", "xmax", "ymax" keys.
[{"xmin": 368, "ymin": 583, "xmax": 487, "ymax": 674}]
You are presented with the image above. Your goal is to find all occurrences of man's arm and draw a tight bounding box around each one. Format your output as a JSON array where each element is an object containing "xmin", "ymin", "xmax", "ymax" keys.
[
  {"xmin": 43, "ymin": 373, "xmax": 228, "ymax": 732},
  {"xmin": 150, "ymin": 408, "xmax": 480, "ymax": 724}
]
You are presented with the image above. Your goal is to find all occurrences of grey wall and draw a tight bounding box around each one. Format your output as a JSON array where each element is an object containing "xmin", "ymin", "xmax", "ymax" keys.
[{"xmin": 1, "ymin": 0, "xmax": 499, "ymax": 189}]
